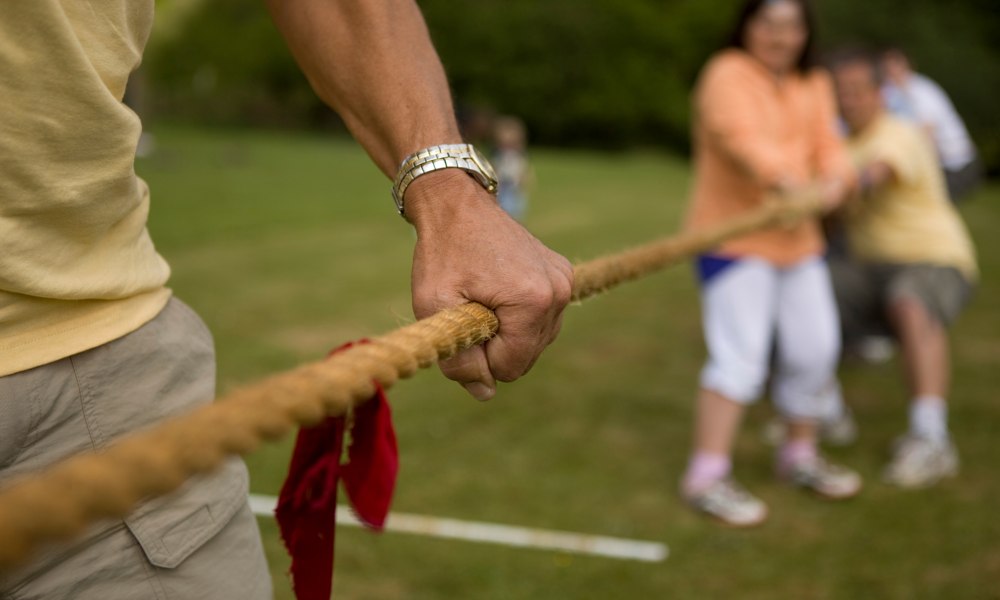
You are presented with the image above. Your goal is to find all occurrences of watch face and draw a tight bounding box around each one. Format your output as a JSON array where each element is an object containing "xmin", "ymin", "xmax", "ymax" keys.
[{"xmin": 469, "ymin": 145, "xmax": 499, "ymax": 188}]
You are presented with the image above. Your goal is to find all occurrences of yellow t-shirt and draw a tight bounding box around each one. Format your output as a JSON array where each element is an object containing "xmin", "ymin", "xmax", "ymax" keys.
[
  {"xmin": 0, "ymin": 0, "xmax": 171, "ymax": 377},
  {"xmin": 846, "ymin": 113, "xmax": 978, "ymax": 280}
]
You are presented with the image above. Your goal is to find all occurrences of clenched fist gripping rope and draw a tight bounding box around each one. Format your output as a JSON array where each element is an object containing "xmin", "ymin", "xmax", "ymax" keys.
[{"xmin": 0, "ymin": 194, "xmax": 823, "ymax": 576}]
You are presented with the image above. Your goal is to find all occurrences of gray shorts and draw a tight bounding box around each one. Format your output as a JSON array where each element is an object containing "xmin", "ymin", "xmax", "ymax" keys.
[
  {"xmin": 945, "ymin": 156, "xmax": 984, "ymax": 204},
  {"xmin": 829, "ymin": 260, "xmax": 974, "ymax": 342},
  {"xmin": 0, "ymin": 298, "xmax": 272, "ymax": 600}
]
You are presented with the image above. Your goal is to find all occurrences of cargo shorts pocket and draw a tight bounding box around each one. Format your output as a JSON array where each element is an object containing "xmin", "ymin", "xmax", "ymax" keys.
[
  {"xmin": 125, "ymin": 456, "xmax": 250, "ymax": 569},
  {"xmin": 69, "ymin": 297, "xmax": 250, "ymax": 570}
]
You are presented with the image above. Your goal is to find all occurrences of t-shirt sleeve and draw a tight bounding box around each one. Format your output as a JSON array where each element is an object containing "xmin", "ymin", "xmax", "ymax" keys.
[{"xmin": 696, "ymin": 57, "xmax": 791, "ymax": 187}]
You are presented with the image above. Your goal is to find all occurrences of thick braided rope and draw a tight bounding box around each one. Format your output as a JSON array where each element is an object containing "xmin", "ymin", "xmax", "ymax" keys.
[
  {"xmin": 572, "ymin": 194, "xmax": 823, "ymax": 301},
  {"xmin": 0, "ymin": 194, "xmax": 822, "ymax": 568}
]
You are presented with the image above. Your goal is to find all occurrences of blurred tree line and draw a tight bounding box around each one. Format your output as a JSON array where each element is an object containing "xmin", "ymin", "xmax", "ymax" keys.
[{"xmin": 144, "ymin": 0, "xmax": 1000, "ymax": 172}]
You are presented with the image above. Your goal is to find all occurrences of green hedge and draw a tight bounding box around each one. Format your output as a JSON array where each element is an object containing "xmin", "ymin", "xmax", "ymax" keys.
[{"xmin": 143, "ymin": 0, "xmax": 1000, "ymax": 170}]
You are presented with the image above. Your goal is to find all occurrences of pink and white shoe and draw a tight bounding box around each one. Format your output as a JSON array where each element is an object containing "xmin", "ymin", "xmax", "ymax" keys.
[
  {"xmin": 684, "ymin": 478, "xmax": 769, "ymax": 528},
  {"xmin": 778, "ymin": 456, "xmax": 863, "ymax": 500}
]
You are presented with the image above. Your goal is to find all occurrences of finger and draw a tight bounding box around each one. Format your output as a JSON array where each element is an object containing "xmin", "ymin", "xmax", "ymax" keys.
[
  {"xmin": 412, "ymin": 274, "xmax": 498, "ymax": 400},
  {"xmin": 438, "ymin": 346, "xmax": 497, "ymax": 401},
  {"xmin": 530, "ymin": 242, "xmax": 573, "ymax": 315},
  {"xmin": 547, "ymin": 311, "xmax": 565, "ymax": 346},
  {"xmin": 486, "ymin": 251, "xmax": 573, "ymax": 381},
  {"xmin": 486, "ymin": 298, "xmax": 551, "ymax": 382},
  {"xmin": 541, "ymin": 251, "xmax": 574, "ymax": 337},
  {"xmin": 551, "ymin": 250, "xmax": 575, "ymax": 289},
  {"xmin": 531, "ymin": 266, "xmax": 571, "ymax": 365},
  {"xmin": 535, "ymin": 240, "xmax": 575, "ymax": 291},
  {"xmin": 520, "ymin": 315, "xmax": 566, "ymax": 376}
]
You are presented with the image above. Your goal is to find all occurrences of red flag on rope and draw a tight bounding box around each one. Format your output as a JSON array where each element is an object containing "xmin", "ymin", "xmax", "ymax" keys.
[{"xmin": 275, "ymin": 341, "xmax": 399, "ymax": 600}]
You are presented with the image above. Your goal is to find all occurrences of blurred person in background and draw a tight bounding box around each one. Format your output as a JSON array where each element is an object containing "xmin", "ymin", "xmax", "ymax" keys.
[
  {"xmin": 493, "ymin": 116, "xmax": 533, "ymax": 224},
  {"xmin": 678, "ymin": 0, "xmax": 860, "ymax": 528},
  {"xmin": 0, "ymin": 1, "xmax": 573, "ymax": 597},
  {"xmin": 881, "ymin": 48, "xmax": 984, "ymax": 203},
  {"xmin": 830, "ymin": 49, "xmax": 977, "ymax": 489}
]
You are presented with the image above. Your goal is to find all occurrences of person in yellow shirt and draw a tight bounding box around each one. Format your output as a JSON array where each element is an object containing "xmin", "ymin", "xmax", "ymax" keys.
[
  {"xmin": 829, "ymin": 48, "xmax": 977, "ymax": 489},
  {"xmin": 0, "ymin": 1, "xmax": 573, "ymax": 597}
]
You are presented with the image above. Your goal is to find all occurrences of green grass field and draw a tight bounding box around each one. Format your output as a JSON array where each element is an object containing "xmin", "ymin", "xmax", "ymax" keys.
[{"xmin": 138, "ymin": 126, "xmax": 999, "ymax": 600}]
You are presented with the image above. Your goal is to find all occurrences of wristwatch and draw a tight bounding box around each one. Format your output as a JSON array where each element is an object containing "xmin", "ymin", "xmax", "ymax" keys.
[{"xmin": 391, "ymin": 143, "xmax": 499, "ymax": 220}]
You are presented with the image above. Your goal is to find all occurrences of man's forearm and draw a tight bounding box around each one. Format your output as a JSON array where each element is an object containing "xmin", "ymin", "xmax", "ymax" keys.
[
  {"xmin": 265, "ymin": 0, "xmax": 574, "ymax": 398},
  {"xmin": 264, "ymin": 0, "xmax": 460, "ymax": 177}
]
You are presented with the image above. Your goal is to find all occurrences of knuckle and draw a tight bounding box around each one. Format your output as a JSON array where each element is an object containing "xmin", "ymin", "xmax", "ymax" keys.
[
  {"xmin": 494, "ymin": 367, "xmax": 522, "ymax": 384},
  {"xmin": 552, "ymin": 276, "xmax": 573, "ymax": 307},
  {"xmin": 519, "ymin": 281, "xmax": 555, "ymax": 312},
  {"xmin": 557, "ymin": 254, "xmax": 573, "ymax": 272},
  {"xmin": 412, "ymin": 287, "xmax": 456, "ymax": 317},
  {"xmin": 436, "ymin": 358, "xmax": 466, "ymax": 382},
  {"xmin": 439, "ymin": 348, "xmax": 484, "ymax": 383},
  {"xmin": 529, "ymin": 286, "xmax": 556, "ymax": 311},
  {"xmin": 411, "ymin": 284, "xmax": 437, "ymax": 306},
  {"xmin": 486, "ymin": 345, "xmax": 530, "ymax": 384},
  {"xmin": 437, "ymin": 358, "xmax": 462, "ymax": 378}
]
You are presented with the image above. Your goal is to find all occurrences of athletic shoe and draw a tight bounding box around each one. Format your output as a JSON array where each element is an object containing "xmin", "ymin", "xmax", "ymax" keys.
[
  {"xmin": 760, "ymin": 417, "xmax": 787, "ymax": 446},
  {"xmin": 883, "ymin": 434, "xmax": 959, "ymax": 489},
  {"xmin": 854, "ymin": 335, "xmax": 896, "ymax": 364},
  {"xmin": 760, "ymin": 406, "xmax": 859, "ymax": 447},
  {"xmin": 684, "ymin": 478, "xmax": 768, "ymax": 528},
  {"xmin": 778, "ymin": 456, "xmax": 863, "ymax": 500},
  {"xmin": 820, "ymin": 405, "xmax": 859, "ymax": 446}
]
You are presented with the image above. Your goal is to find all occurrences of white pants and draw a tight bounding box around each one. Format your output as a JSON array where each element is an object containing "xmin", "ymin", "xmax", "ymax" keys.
[{"xmin": 699, "ymin": 257, "xmax": 843, "ymax": 421}]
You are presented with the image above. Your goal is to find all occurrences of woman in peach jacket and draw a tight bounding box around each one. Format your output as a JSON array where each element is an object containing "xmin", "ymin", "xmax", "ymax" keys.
[{"xmin": 679, "ymin": 0, "xmax": 859, "ymax": 527}]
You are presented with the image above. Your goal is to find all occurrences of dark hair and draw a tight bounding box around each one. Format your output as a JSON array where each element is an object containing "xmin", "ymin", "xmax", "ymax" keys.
[
  {"xmin": 725, "ymin": 0, "xmax": 818, "ymax": 72},
  {"xmin": 881, "ymin": 45, "xmax": 914, "ymax": 68},
  {"xmin": 826, "ymin": 45, "xmax": 883, "ymax": 86},
  {"xmin": 882, "ymin": 46, "xmax": 909, "ymax": 59}
]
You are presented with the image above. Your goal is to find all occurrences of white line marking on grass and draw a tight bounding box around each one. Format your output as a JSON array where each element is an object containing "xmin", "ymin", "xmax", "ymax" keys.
[{"xmin": 247, "ymin": 494, "xmax": 667, "ymax": 563}]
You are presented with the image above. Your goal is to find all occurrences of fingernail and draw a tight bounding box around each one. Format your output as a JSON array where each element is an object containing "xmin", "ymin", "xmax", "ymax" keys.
[{"xmin": 463, "ymin": 382, "xmax": 495, "ymax": 402}]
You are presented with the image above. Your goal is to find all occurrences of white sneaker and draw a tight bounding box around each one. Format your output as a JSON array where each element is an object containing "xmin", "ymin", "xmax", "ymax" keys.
[
  {"xmin": 883, "ymin": 434, "xmax": 959, "ymax": 489},
  {"xmin": 684, "ymin": 478, "xmax": 768, "ymax": 528},
  {"xmin": 779, "ymin": 456, "xmax": 863, "ymax": 500},
  {"xmin": 760, "ymin": 417, "xmax": 788, "ymax": 446},
  {"xmin": 820, "ymin": 405, "xmax": 859, "ymax": 446},
  {"xmin": 854, "ymin": 335, "xmax": 896, "ymax": 364},
  {"xmin": 760, "ymin": 406, "xmax": 858, "ymax": 447}
]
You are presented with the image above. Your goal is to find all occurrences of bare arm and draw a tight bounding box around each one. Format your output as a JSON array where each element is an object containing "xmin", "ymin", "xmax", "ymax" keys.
[
  {"xmin": 264, "ymin": 0, "xmax": 456, "ymax": 175},
  {"xmin": 858, "ymin": 160, "xmax": 897, "ymax": 196},
  {"xmin": 835, "ymin": 159, "xmax": 896, "ymax": 219},
  {"xmin": 265, "ymin": 0, "xmax": 574, "ymax": 400}
]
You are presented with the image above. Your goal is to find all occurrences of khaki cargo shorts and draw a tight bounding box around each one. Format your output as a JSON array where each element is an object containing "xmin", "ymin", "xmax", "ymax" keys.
[
  {"xmin": 0, "ymin": 298, "xmax": 272, "ymax": 600},
  {"xmin": 829, "ymin": 260, "xmax": 975, "ymax": 341}
]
